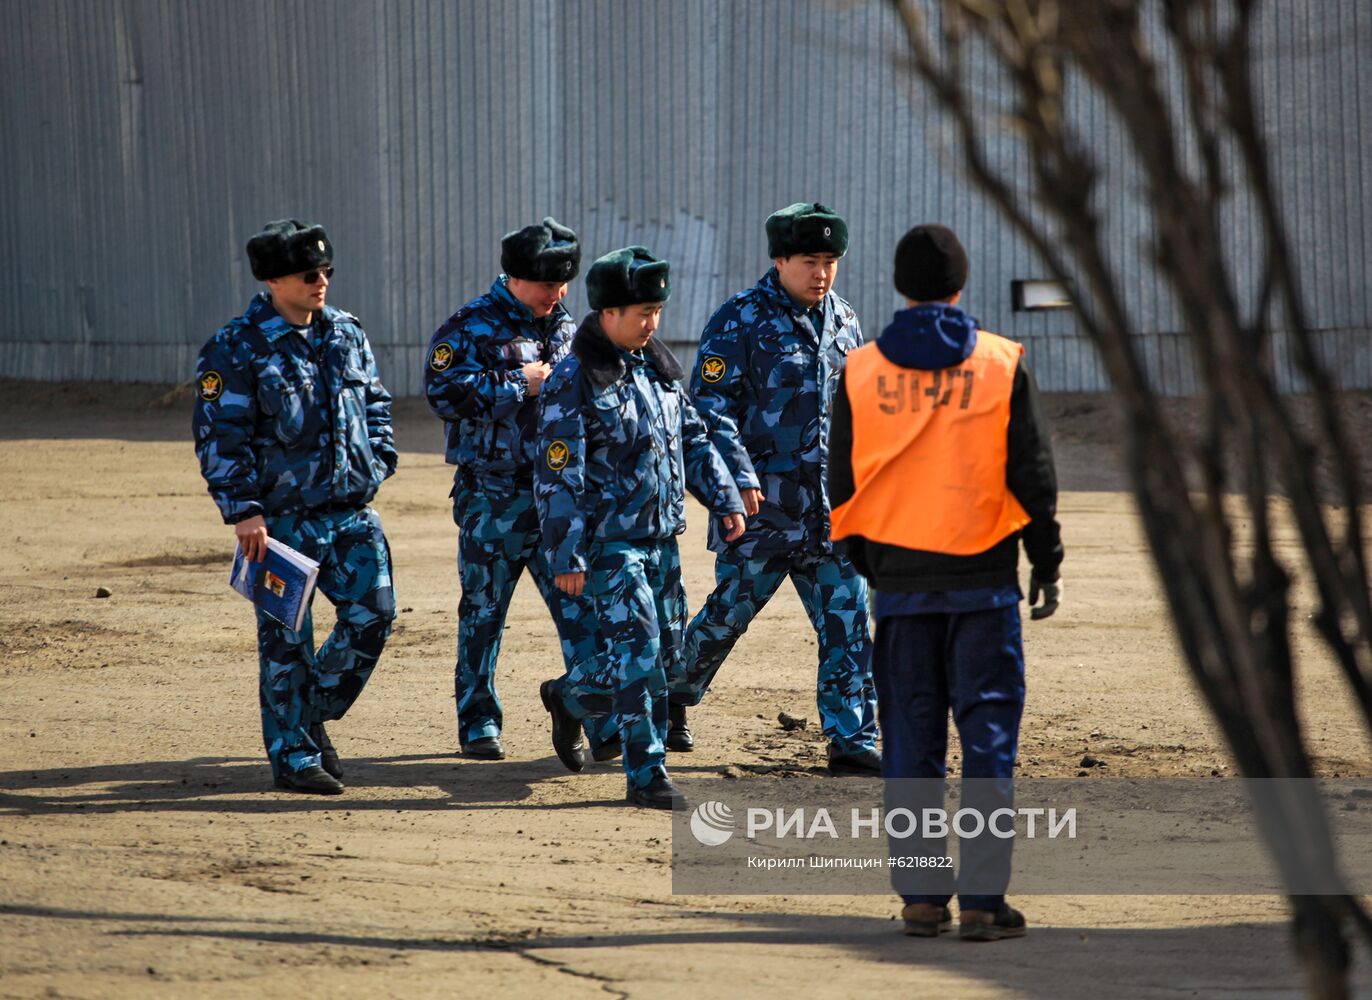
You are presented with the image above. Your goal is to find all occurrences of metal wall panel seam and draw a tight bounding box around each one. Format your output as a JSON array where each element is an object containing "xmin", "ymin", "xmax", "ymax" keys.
[
  {"xmin": 1306, "ymin": 0, "xmax": 1333, "ymax": 332},
  {"xmin": 1353, "ymin": 2, "xmax": 1372, "ymax": 330}
]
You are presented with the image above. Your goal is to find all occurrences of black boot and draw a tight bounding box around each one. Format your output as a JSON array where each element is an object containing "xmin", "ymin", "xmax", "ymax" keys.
[
  {"xmin": 626, "ymin": 771, "xmax": 685, "ymax": 810},
  {"xmin": 540, "ymin": 680, "xmax": 585, "ymax": 772},
  {"xmin": 309, "ymin": 722, "xmax": 342, "ymax": 779},
  {"xmin": 461, "ymin": 736, "xmax": 506, "ymax": 760},
  {"xmin": 826, "ymin": 743, "xmax": 882, "ymax": 776},
  {"xmin": 274, "ymin": 765, "xmax": 344, "ymax": 795},
  {"xmin": 665, "ymin": 703, "xmax": 694, "ymax": 752}
]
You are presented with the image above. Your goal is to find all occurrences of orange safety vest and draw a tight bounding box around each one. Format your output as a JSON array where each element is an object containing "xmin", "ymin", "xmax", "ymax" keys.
[{"xmin": 830, "ymin": 331, "xmax": 1030, "ymax": 555}]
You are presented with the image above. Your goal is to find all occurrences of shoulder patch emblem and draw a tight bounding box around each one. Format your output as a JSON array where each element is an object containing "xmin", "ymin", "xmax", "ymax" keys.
[
  {"xmin": 429, "ymin": 343, "xmax": 454, "ymax": 371},
  {"xmin": 700, "ymin": 356, "xmax": 726, "ymax": 383},
  {"xmin": 198, "ymin": 370, "xmax": 223, "ymax": 401},
  {"xmin": 545, "ymin": 440, "xmax": 570, "ymax": 471}
]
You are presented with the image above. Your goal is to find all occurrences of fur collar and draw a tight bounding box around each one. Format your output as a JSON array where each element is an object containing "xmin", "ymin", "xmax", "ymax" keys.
[{"xmin": 571, "ymin": 313, "xmax": 683, "ymax": 389}]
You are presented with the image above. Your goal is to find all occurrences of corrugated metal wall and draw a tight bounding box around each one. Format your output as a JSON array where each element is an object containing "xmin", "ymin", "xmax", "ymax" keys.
[{"xmin": 1, "ymin": 0, "xmax": 1368, "ymax": 395}]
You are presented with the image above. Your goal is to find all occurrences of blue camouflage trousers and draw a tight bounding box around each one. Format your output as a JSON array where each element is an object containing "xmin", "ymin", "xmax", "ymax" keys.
[
  {"xmin": 552, "ymin": 539, "xmax": 686, "ymax": 792},
  {"xmin": 677, "ymin": 549, "xmax": 878, "ymax": 753},
  {"xmin": 258, "ymin": 507, "xmax": 395, "ymax": 777},
  {"xmin": 453, "ymin": 471, "xmax": 614, "ymax": 747}
]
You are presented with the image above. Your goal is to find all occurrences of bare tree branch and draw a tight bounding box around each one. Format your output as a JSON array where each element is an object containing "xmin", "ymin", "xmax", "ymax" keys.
[{"xmin": 888, "ymin": 1, "xmax": 1372, "ymax": 991}]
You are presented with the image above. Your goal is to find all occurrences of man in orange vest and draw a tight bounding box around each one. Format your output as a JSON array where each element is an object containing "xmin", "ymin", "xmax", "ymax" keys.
[{"xmin": 829, "ymin": 224, "xmax": 1062, "ymax": 942}]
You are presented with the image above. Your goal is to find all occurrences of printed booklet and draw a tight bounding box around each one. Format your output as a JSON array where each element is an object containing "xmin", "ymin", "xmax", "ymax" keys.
[{"xmin": 229, "ymin": 537, "xmax": 320, "ymax": 632}]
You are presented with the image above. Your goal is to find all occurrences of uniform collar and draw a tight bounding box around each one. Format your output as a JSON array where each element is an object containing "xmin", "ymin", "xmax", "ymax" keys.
[
  {"xmin": 247, "ymin": 291, "xmax": 335, "ymax": 343},
  {"xmin": 757, "ymin": 267, "xmax": 832, "ymax": 320},
  {"xmin": 755, "ymin": 268, "xmax": 846, "ymax": 340},
  {"xmin": 491, "ymin": 274, "xmax": 570, "ymax": 333},
  {"xmin": 571, "ymin": 312, "xmax": 684, "ymax": 389}
]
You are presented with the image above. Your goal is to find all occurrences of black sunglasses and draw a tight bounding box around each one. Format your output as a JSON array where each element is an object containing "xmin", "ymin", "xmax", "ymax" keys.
[{"xmin": 302, "ymin": 266, "xmax": 335, "ymax": 284}]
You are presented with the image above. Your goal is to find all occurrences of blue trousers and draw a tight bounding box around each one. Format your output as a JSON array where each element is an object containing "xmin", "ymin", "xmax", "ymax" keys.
[
  {"xmin": 452, "ymin": 472, "xmax": 614, "ymax": 748},
  {"xmin": 678, "ymin": 550, "xmax": 877, "ymax": 753},
  {"xmin": 873, "ymin": 605, "xmax": 1025, "ymax": 911},
  {"xmin": 553, "ymin": 539, "xmax": 686, "ymax": 792},
  {"xmin": 258, "ymin": 508, "xmax": 395, "ymax": 777}
]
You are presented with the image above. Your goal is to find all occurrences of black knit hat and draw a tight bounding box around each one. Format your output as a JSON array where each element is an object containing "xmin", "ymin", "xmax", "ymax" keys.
[
  {"xmin": 246, "ymin": 220, "xmax": 333, "ymax": 281},
  {"xmin": 501, "ymin": 217, "xmax": 581, "ymax": 282},
  {"xmin": 585, "ymin": 246, "xmax": 671, "ymax": 310},
  {"xmin": 765, "ymin": 202, "xmax": 848, "ymax": 258},
  {"xmin": 894, "ymin": 224, "xmax": 969, "ymax": 301}
]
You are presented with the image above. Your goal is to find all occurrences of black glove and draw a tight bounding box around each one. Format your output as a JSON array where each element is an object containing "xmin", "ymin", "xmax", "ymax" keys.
[{"xmin": 1028, "ymin": 575, "xmax": 1060, "ymax": 620}]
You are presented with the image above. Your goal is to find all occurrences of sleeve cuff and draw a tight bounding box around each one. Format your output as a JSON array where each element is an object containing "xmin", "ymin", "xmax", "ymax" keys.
[
  {"xmin": 222, "ymin": 503, "xmax": 265, "ymax": 524},
  {"xmin": 551, "ymin": 555, "xmax": 588, "ymax": 576},
  {"xmin": 715, "ymin": 483, "xmax": 745, "ymax": 515}
]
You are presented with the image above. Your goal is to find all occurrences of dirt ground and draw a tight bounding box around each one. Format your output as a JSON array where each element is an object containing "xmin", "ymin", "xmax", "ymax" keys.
[{"xmin": 2, "ymin": 380, "xmax": 1370, "ymax": 999}]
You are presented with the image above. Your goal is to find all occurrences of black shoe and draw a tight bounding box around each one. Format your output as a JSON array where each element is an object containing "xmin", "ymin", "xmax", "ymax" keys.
[
  {"xmin": 959, "ymin": 904, "xmax": 1027, "ymax": 942},
  {"xmin": 665, "ymin": 703, "xmax": 694, "ymax": 752},
  {"xmin": 274, "ymin": 765, "xmax": 344, "ymax": 795},
  {"xmin": 590, "ymin": 736, "xmax": 623, "ymax": 762},
  {"xmin": 540, "ymin": 680, "xmax": 585, "ymax": 772},
  {"xmin": 626, "ymin": 772, "xmax": 685, "ymax": 810},
  {"xmin": 827, "ymin": 744, "xmax": 882, "ymax": 776},
  {"xmin": 309, "ymin": 722, "xmax": 342, "ymax": 779},
  {"xmin": 461, "ymin": 736, "xmax": 506, "ymax": 760}
]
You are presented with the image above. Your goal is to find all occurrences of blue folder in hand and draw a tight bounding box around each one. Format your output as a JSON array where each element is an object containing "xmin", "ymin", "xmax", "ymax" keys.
[{"xmin": 229, "ymin": 537, "xmax": 321, "ymax": 632}]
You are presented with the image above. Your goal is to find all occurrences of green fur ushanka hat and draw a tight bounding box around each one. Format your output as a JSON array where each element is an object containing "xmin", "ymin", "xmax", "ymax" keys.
[
  {"xmin": 765, "ymin": 202, "xmax": 849, "ymax": 258},
  {"xmin": 585, "ymin": 246, "xmax": 671, "ymax": 310},
  {"xmin": 501, "ymin": 216, "xmax": 581, "ymax": 282},
  {"xmin": 246, "ymin": 219, "xmax": 333, "ymax": 280}
]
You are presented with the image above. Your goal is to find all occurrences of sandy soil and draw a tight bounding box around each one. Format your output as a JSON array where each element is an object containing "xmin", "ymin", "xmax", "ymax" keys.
[{"xmin": 1, "ymin": 380, "xmax": 1370, "ymax": 999}]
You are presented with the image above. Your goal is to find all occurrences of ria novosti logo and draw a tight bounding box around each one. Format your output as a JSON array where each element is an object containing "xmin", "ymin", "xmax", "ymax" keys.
[
  {"xmin": 687, "ymin": 801, "xmax": 1078, "ymax": 845},
  {"xmin": 690, "ymin": 800, "xmax": 736, "ymax": 846}
]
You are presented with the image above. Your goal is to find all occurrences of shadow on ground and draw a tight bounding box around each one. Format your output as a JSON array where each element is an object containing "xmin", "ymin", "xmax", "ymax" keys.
[
  {"xmin": 0, "ymin": 901, "xmax": 1330, "ymax": 999},
  {"xmin": 0, "ymin": 754, "xmax": 642, "ymax": 815}
]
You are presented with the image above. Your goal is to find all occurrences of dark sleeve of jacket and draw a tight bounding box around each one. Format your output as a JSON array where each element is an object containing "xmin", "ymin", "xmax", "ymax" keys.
[
  {"xmin": 1007, "ymin": 359, "xmax": 1063, "ymax": 582},
  {"xmin": 826, "ymin": 368, "xmax": 872, "ymax": 578}
]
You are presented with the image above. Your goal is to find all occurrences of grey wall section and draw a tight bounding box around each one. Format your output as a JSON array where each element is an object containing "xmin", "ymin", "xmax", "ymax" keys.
[{"xmin": 1, "ymin": 0, "xmax": 1368, "ymax": 396}]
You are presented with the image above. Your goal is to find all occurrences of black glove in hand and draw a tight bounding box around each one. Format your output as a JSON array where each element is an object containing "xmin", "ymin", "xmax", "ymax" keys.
[{"xmin": 1028, "ymin": 575, "xmax": 1060, "ymax": 620}]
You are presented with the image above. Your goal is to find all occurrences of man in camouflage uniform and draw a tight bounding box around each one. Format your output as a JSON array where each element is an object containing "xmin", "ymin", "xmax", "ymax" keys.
[
  {"xmin": 535, "ymin": 247, "xmax": 746, "ymax": 809},
  {"xmin": 193, "ymin": 219, "xmax": 397, "ymax": 795},
  {"xmin": 675, "ymin": 203, "xmax": 880, "ymax": 775},
  {"xmin": 424, "ymin": 218, "xmax": 615, "ymax": 761}
]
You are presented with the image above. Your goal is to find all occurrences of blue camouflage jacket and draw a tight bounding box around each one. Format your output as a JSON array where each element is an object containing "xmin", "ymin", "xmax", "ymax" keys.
[
  {"xmin": 424, "ymin": 276, "xmax": 576, "ymax": 481},
  {"xmin": 192, "ymin": 293, "xmax": 397, "ymax": 523},
  {"xmin": 690, "ymin": 268, "xmax": 863, "ymax": 557},
  {"xmin": 535, "ymin": 315, "xmax": 744, "ymax": 576}
]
